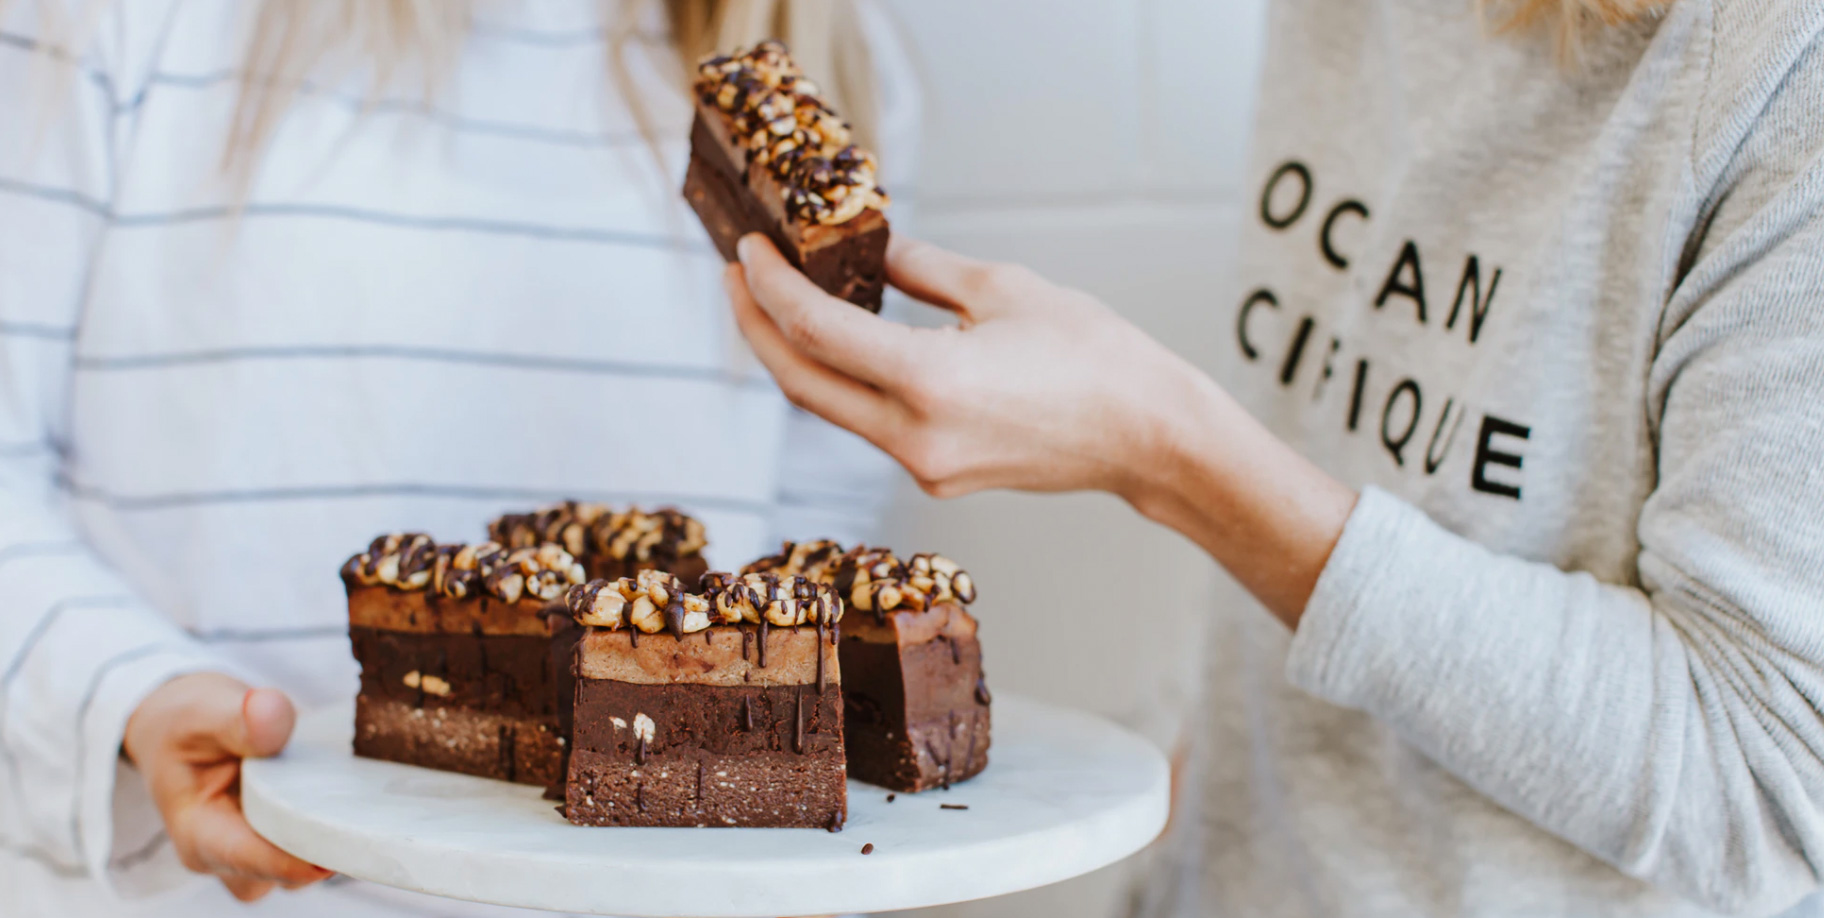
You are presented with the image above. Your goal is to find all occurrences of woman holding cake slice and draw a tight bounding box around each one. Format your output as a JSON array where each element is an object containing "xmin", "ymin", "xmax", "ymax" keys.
[
  {"xmin": 727, "ymin": 0, "xmax": 1824, "ymax": 915},
  {"xmin": 0, "ymin": 0, "xmax": 914, "ymax": 915}
]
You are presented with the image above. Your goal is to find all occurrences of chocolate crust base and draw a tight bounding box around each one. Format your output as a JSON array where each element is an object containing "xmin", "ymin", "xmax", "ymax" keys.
[
  {"xmin": 684, "ymin": 111, "xmax": 888, "ymax": 311},
  {"xmin": 840, "ymin": 604, "xmax": 991, "ymax": 792},
  {"xmin": 354, "ymin": 694, "xmax": 564, "ymax": 787},
  {"xmin": 566, "ymin": 678, "xmax": 846, "ymax": 828},
  {"xmin": 350, "ymin": 627, "xmax": 568, "ymax": 786}
]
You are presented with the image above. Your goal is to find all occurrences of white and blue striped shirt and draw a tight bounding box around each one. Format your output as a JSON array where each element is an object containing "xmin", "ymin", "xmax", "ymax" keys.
[{"xmin": 0, "ymin": 1, "xmax": 916, "ymax": 913}]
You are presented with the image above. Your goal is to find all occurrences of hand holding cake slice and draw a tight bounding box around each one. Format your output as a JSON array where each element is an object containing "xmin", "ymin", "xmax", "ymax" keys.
[
  {"xmin": 562, "ymin": 570, "xmax": 848, "ymax": 829},
  {"xmin": 684, "ymin": 39, "xmax": 890, "ymax": 311}
]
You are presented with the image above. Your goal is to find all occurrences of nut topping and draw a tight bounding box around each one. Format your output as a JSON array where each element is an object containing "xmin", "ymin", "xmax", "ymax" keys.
[
  {"xmin": 742, "ymin": 542, "xmax": 977, "ymax": 619},
  {"xmin": 342, "ymin": 534, "xmax": 585, "ymax": 604},
  {"xmin": 694, "ymin": 40, "xmax": 890, "ymax": 226},
  {"xmin": 565, "ymin": 570, "xmax": 844, "ymax": 632}
]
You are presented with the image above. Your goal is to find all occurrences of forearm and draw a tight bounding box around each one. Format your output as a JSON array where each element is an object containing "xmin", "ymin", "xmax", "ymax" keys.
[{"xmin": 1121, "ymin": 369, "xmax": 1356, "ymax": 629}]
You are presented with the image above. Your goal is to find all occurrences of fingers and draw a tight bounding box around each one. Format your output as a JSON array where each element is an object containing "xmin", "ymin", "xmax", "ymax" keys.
[
  {"xmin": 184, "ymin": 796, "xmax": 333, "ymax": 888},
  {"xmin": 239, "ymin": 688, "xmax": 297, "ymax": 759},
  {"xmin": 726, "ymin": 264, "xmax": 907, "ymax": 447},
  {"xmin": 221, "ymin": 875, "xmax": 276, "ymax": 903},
  {"xmin": 734, "ymin": 234, "xmax": 916, "ymax": 388},
  {"xmin": 885, "ymin": 236, "xmax": 1025, "ymax": 323}
]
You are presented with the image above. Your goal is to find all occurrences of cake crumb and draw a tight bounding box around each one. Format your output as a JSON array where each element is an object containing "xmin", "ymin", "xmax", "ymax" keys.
[
  {"xmin": 886, "ymin": 794, "xmax": 896, "ymax": 803},
  {"xmin": 861, "ymin": 843, "xmax": 875, "ymax": 855}
]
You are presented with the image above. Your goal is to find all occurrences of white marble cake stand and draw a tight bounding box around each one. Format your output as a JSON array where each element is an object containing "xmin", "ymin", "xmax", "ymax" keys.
[{"xmin": 243, "ymin": 694, "xmax": 1169, "ymax": 917}]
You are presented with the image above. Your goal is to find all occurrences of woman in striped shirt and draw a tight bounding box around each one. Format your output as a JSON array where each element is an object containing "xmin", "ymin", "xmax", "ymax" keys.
[{"xmin": 0, "ymin": 1, "xmax": 915, "ymax": 914}]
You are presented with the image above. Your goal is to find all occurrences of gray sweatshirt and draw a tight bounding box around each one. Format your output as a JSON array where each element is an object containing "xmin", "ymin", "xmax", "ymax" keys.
[{"xmin": 1151, "ymin": 1, "xmax": 1824, "ymax": 916}]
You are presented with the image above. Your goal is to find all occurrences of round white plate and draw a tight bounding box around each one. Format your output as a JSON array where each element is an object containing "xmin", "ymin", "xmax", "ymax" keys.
[{"xmin": 243, "ymin": 694, "xmax": 1169, "ymax": 917}]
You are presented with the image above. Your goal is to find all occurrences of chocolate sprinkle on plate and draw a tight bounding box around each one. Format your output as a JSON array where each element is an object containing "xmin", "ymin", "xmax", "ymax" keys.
[
  {"xmin": 940, "ymin": 803, "xmax": 969, "ymax": 811},
  {"xmin": 861, "ymin": 843, "xmax": 875, "ymax": 855}
]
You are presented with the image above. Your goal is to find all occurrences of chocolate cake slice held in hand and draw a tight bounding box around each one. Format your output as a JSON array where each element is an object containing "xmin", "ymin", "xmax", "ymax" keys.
[
  {"xmin": 684, "ymin": 40, "xmax": 891, "ymax": 311},
  {"xmin": 562, "ymin": 569, "xmax": 848, "ymax": 829},
  {"xmin": 342, "ymin": 535, "xmax": 587, "ymax": 787},
  {"xmin": 745, "ymin": 542, "xmax": 990, "ymax": 793}
]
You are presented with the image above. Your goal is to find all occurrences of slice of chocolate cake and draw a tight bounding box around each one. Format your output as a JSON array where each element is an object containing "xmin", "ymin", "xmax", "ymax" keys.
[
  {"xmin": 745, "ymin": 542, "xmax": 989, "ymax": 793},
  {"xmin": 685, "ymin": 40, "xmax": 891, "ymax": 311},
  {"xmin": 489, "ymin": 502, "xmax": 710, "ymax": 584},
  {"xmin": 343, "ymin": 535, "xmax": 588, "ymax": 786},
  {"xmin": 487, "ymin": 502, "xmax": 711, "ymax": 796},
  {"xmin": 562, "ymin": 570, "xmax": 847, "ymax": 829}
]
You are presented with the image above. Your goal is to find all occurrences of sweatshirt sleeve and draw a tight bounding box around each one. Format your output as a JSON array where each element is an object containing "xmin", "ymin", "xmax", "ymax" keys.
[
  {"xmin": 1284, "ymin": 116, "xmax": 1824, "ymax": 915},
  {"xmin": 0, "ymin": 4, "xmax": 230, "ymax": 893}
]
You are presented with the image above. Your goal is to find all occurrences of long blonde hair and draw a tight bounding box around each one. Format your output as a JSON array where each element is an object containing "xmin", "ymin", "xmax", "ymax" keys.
[
  {"xmin": 1482, "ymin": 0, "xmax": 1672, "ymax": 56},
  {"xmin": 224, "ymin": 0, "xmax": 876, "ymax": 178}
]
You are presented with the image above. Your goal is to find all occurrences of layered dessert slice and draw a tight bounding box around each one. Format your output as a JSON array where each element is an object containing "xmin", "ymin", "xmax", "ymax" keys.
[
  {"xmin": 343, "ymin": 534, "xmax": 587, "ymax": 786},
  {"xmin": 685, "ymin": 39, "xmax": 891, "ymax": 311},
  {"xmin": 489, "ymin": 502, "xmax": 710, "ymax": 584},
  {"xmin": 488, "ymin": 502, "xmax": 711, "ymax": 794},
  {"xmin": 562, "ymin": 569, "xmax": 847, "ymax": 829},
  {"xmin": 746, "ymin": 542, "xmax": 989, "ymax": 792}
]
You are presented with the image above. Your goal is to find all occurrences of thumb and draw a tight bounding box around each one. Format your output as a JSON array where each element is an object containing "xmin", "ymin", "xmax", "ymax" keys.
[{"xmin": 210, "ymin": 686, "xmax": 296, "ymax": 760}]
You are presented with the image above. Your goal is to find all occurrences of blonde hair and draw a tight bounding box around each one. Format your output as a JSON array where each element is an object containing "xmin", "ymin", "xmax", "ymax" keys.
[
  {"xmin": 1481, "ymin": 0, "xmax": 1672, "ymax": 57},
  {"xmin": 225, "ymin": 0, "xmax": 876, "ymax": 178}
]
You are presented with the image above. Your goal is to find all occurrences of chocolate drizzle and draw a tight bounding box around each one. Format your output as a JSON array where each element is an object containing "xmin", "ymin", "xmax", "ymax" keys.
[
  {"xmin": 974, "ymin": 676, "xmax": 993, "ymax": 706},
  {"xmin": 815, "ymin": 617, "xmax": 827, "ymax": 694},
  {"xmin": 793, "ymin": 689, "xmax": 806, "ymax": 754},
  {"xmin": 740, "ymin": 696, "xmax": 754, "ymax": 731},
  {"xmin": 636, "ymin": 733, "xmax": 648, "ymax": 765}
]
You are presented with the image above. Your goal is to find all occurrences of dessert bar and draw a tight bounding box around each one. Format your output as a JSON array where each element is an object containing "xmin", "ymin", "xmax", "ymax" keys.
[
  {"xmin": 685, "ymin": 40, "xmax": 891, "ymax": 311},
  {"xmin": 562, "ymin": 570, "xmax": 847, "ymax": 829},
  {"xmin": 343, "ymin": 535, "xmax": 586, "ymax": 786},
  {"xmin": 745, "ymin": 542, "xmax": 989, "ymax": 793},
  {"xmin": 488, "ymin": 502, "xmax": 711, "ymax": 794}
]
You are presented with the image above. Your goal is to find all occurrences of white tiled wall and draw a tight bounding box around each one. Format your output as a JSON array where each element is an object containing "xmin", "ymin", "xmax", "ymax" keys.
[{"xmin": 874, "ymin": 1, "xmax": 1268, "ymax": 916}]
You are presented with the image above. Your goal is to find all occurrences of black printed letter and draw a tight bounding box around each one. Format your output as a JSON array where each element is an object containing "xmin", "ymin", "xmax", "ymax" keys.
[
  {"xmin": 1471, "ymin": 415, "xmax": 1530, "ymax": 500},
  {"xmin": 1374, "ymin": 240, "xmax": 1428, "ymax": 324},
  {"xmin": 1381, "ymin": 379, "xmax": 1422, "ymax": 467},
  {"xmin": 1445, "ymin": 255, "xmax": 1502, "ymax": 344},
  {"xmin": 1236, "ymin": 289, "xmax": 1278, "ymax": 361},
  {"xmin": 1260, "ymin": 162, "xmax": 1312, "ymax": 230},
  {"xmin": 1320, "ymin": 200, "xmax": 1370, "ymax": 270}
]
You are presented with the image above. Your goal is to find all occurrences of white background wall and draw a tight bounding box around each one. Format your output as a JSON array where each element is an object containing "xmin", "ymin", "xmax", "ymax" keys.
[{"xmin": 871, "ymin": 1, "xmax": 1269, "ymax": 916}]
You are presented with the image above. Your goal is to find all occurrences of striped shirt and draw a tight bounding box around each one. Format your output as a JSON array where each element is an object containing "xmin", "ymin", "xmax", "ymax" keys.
[{"xmin": 0, "ymin": 1, "xmax": 917, "ymax": 913}]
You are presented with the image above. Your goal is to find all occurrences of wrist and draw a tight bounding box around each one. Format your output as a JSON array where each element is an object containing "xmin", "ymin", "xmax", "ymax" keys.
[{"xmin": 1116, "ymin": 370, "xmax": 1356, "ymax": 630}]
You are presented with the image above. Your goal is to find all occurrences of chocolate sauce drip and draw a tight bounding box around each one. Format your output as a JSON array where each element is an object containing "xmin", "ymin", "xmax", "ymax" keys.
[
  {"xmin": 498, "ymin": 724, "xmax": 516, "ymax": 783},
  {"xmin": 740, "ymin": 696, "xmax": 754, "ymax": 731},
  {"xmin": 949, "ymin": 634, "xmax": 962, "ymax": 665},
  {"xmin": 830, "ymin": 621, "xmax": 840, "ymax": 646},
  {"xmin": 757, "ymin": 618, "xmax": 770, "ymax": 668},
  {"xmin": 793, "ymin": 690, "xmax": 806, "ymax": 754},
  {"xmin": 815, "ymin": 617, "xmax": 827, "ymax": 694},
  {"xmin": 974, "ymin": 676, "xmax": 993, "ymax": 706},
  {"xmin": 636, "ymin": 734, "xmax": 648, "ymax": 765},
  {"xmin": 629, "ymin": 627, "xmax": 639, "ymax": 648}
]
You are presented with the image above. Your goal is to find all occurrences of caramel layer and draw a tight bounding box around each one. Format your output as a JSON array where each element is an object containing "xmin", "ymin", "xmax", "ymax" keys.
[
  {"xmin": 577, "ymin": 626, "xmax": 840, "ymax": 687},
  {"xmin": 842, "ymin": 602, "xmax": 978, "ymax": 647},
  {"xmin": 347, "ymin": 585, "xmax": 559, "ymax": 637}
]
